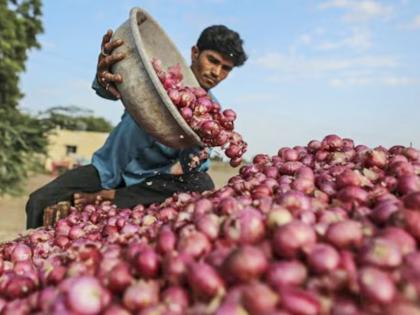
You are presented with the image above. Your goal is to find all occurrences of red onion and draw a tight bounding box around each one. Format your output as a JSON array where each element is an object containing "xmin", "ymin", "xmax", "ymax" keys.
[
  {"xmin": 390, "ymin": 161, "xmax": 415, "ymax": 177},
  {"xmin": 282, "ymin": 148, "xmax": 299, "ymax": 161},
  {"xmin": 404, "ymin": 191, "xmax": 420, "ymax": 210},
  {"xmin": 215, "ymin": 301, "xmax": 248, "ymax": 315},
  {"xmin": 161, "ymin": 286, "xmax": 189, "ymax": 313},
  {"xmin": 223, "ymin": 246, "xmax": 268, "ymax": 283},
  {"xmin": 224, "ymin": 207, "xmax": 265, "ymax": 244},
  {"xmin": 267, "ymin": 207, "xmax": 293, "ymax": 229},
  {"xmin": 67, "ymin": 276, "xmax": 107, "ymax": 315},
  {"xmin": 107, "ymin": 262, "xmax": 134, "ymax": 293},
  {"xmin": 156, "ymin": 225, "xmax": 176, "ymax": 254},
  {"xmin": 217, "ymin": 197, "xmax": 239, "ymax": 215},
  {"xmin": 177, "ymin": 231, "xmax": 211, "ymax": 258},
  {"xmin": 381, "ymin": 227, "xmax": 416, "ymax": 255},
  {"xmin": 134, "ymin": 247, "xmax": 160, "ymax": 278},
  {"xmin": 370, "ymin": 200, "xmax": 400, "ymax": 224},
  {"xmin": 306, "ymin": 243, "xmax": 340, "ymax": 273},
  {"xmin": 397, "ymin": 175, "xmax": 420, "ymax": 195},
  {"xmin": 364, "ymin": 149, "xmax": 388, "ymax": 168},
  {"xmin": 360, "ymin": 237, "xmax": 402, "ymax": 268},
  {"xmin": 266, "ymin": 260, "xmax": 308, "ymax": 288},
  {"xmin": 4, "ymin": 275, "xmax": 35, "ymax": 299},
  {"xmin": 11, "ymin": 244, "xmax": 32, "ymax": 263},
  {"xmin": 242, "ymin": 282, "xmax": 278, "ymax": 315},
  {"xmin": 272, "ymin": 220, "xmax": 316, "ymax": 258},
  {"xmin": 336, "ymin": 186, "xmax": 368, "ymax": 204},
  {"xmin": 162, "ymin": 253, "xmax": 189, "ymax": 286},
  {"xmin": 187, "ymin": 262, "xmax": 225, "ymax": 299},
  {"xmin": 195, "ymin": 213, "xmax": 220, "ymax": 240},
  {"xmin": 358, "ymin": 267, "xmax": 396, "ymax": 304},
  {"xmin": 103, "ymin": 304, "xmax": 131, "ymax": 315},
  {"xmin": 325, "ymin": 220, "xmax": 363, "ymax": 249},
  {"xmin": 122, "ymin": 280, "xmax": 159, "ymax": 312},
  {"xmin": 277, "ymin": 191, "xmax": 311, "ymax": 213},
  {"xmin": 279, "ymin": 287, "xmax": 321, "ymax": 315},
  {"xmin": 386, "ymin": 303, "xmax": 420, "ymax": 315}
]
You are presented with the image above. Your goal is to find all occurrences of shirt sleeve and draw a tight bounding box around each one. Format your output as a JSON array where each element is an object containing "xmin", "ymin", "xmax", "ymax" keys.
[{"xmin": 92, "ymin": 76, "xmax": 119, "ymax": 100}]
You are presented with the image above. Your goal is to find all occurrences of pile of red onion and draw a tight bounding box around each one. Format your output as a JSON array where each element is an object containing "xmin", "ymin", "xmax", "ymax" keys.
[
  {"xmin": 151, "ymin": 58, "xmax": 247, "ymax": 167},
  {"xmin": 1, "ymin": 134, "xmax": 420, "ymax": 314}
]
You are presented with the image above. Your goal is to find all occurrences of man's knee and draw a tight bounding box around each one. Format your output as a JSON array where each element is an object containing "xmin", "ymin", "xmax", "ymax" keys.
[
  {"xmin": 25, "ymin": 191, "xmax": 47, "ymax": 229},
  {"xmin": 187, "ymin": 172, "xmax": 215, "ymax": 192}
]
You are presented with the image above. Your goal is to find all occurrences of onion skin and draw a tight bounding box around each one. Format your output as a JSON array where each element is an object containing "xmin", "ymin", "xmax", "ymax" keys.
[
  {"xmin": 11, "ymin": 244, "xmax": 32, "ymax": 263},
  {"xmin": 381, "ymin": 227, "xmax": 416, "ymax": 255},
  {"xmin": 223, "ymin": 246, "xmax": 268, "ymax": 283},
  {"xmin": 306, "ymin": 243, "xmax": 340, "ymax": 274},
  {"xmin": 215, "ymin": 301, "xmax": 249, "ymax": 315},
  {"xmin": 187, "ymin": 262, "xmax": 225, "ymax": 299},
  {"xmin": 156, "ymin": 225, "xmax": 176, "ymax": 254},
  {"xmin": 107, "ymin": 262, "xmax": 134, "ymax": 293},
  {"xmin": 67, "ymin": 276, "xmax": 107, "ymax": 315},
  {"xmin": 360, "ymin": 238, "xmax": 402, "ymax": 268},
  {"xmin": 404, "ymin": 191, "xmax": 420, "ymax": 210},
  {"xmin": 242, "ymin": 282, "xmax": 278, "ymax": 315},
  {"xmin": 325, "ymin": 220, "xmax": 363, "ymax": 249},
  {"xmin": 223, "ymin": 207, "xmax": 265, "ymax": 245},
  {"xmin": 279, "ymin": 287, "xmax": 321, "ymax": 315},
  {"xmin": 122, "ymin": 280, "xmax": 159, "ymax": 312},
  {"xmin": 359, "ymin": 267, "xmax": 396, "ymax": 304},
  {"xmin": 161, "ymin": 286, "xmax": 189, "ymax": 313},
  {"xmin": 272, "ymin": 220, "xmax": 316, "ymax": 258},
  {"xmin": 266, "ymin": 260, "xmax": 308, "ymax": 288}
]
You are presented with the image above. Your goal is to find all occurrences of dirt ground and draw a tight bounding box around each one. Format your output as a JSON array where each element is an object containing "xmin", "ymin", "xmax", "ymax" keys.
[{"xmin": 0, "ymin": 162, "xmax": 238, "ymax": 243}]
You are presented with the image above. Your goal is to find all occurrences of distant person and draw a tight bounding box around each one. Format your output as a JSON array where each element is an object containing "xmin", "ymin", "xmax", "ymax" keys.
[{"xmin": 26, "ymin": 24, "xmax": 247, "ymax": 228}]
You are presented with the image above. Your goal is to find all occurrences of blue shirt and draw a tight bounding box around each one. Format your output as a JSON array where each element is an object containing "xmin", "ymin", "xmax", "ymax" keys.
[{"xmin": 91, "ymin": 79, "xmax": 210, "ymax": 189}]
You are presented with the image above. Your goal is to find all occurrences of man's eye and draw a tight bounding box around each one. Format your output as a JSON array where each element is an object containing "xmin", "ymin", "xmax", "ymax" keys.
[{"xmin": 208, "ymin": 56, "xmax": 219, "ymax": 64}]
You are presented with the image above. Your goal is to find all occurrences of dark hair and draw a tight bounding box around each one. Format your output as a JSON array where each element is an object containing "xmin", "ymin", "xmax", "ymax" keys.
[{"xmin": 196, "ymin": 25, "xmax": 248, "ymax": 67}]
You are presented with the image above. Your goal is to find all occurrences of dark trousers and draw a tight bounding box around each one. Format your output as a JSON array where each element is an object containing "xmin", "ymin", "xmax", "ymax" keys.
[{"xmin": 25, "ymin": 164, "xmax": 215, "ymax": 229}]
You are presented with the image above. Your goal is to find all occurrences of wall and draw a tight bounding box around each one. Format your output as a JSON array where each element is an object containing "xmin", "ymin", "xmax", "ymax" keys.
[{"xmin": 45, "ymin": 129, "xmax": 109, "ymax": 172}]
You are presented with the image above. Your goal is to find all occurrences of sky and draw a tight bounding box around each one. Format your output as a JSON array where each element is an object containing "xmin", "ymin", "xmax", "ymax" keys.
[{"xmin": 20, "ymin": 0, "xmax": 420, "ymax": 159}]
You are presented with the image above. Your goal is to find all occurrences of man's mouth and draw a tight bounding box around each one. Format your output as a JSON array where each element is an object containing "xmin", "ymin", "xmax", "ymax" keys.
[{"xmin": 203, "ymin": 76, "xmax": 215, "ymax": 84}]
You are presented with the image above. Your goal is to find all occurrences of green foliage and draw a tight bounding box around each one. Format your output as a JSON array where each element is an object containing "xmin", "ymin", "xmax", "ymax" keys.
[
  {"xmin": 40, "ymin": 105, "xmax": 114, "ymax": 133},
  {"xmin": 0, "ymin": 0, "xmax": 44, "ymax": 195},
  {"xmin": 0, "ymin": 108, "xmax": 50, "ymax": 195}
]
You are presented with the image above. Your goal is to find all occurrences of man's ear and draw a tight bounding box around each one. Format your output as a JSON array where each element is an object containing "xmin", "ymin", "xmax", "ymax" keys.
[{"xmin": 191, "ymin": 46, "xmax": 200, "ymax": 61}]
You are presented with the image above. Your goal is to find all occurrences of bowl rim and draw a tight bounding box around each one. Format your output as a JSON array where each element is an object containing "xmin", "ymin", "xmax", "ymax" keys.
[{"xmin": 129, "ymin": 7, "xmax": 205, "ymax": 148}]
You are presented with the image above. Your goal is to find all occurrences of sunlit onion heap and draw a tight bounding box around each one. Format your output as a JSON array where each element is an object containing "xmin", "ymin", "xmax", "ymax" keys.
[
  {"xmin": 151, "ymin": 58, "xmax": 247, "ymax": 167},
  {"xmin": 1, "ymin": 135, "xmax": 420, "ymax": 314}
]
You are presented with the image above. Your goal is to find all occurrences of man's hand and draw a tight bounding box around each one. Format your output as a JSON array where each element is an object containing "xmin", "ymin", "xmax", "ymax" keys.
[
  {"xmin": 96, "ymin": 29, "xmax": 126, "ymax": 99},
  {"xmin": 43, "ymin": 201, "xmax": 71, "ymax": 227},
  {"xmin": 170, "ymin": 161, "xmax": 184, "ymax": 175}
]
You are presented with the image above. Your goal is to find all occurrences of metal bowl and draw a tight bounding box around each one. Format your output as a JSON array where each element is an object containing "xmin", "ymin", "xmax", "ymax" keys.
[{"xmin": 111, "ymin": 7, "xmax": 204, "ymax": 149}]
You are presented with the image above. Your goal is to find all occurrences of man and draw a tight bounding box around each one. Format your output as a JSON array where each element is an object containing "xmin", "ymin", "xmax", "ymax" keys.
[{"xmin": 25, "ymin": 25, "xmax": 247, "ymax": 229}]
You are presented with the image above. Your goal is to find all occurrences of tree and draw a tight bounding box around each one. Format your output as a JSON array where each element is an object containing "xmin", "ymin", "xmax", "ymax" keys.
[
  {"xmin": 40, "ymin": 105, "xmax": 114, "ymax": 133},
  {"xmin": 0, "ymin": 0, "xmax": 46, "ymax": 195}
]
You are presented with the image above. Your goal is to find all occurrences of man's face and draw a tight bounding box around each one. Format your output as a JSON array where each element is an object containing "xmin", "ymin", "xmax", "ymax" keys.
[{"xmin": 190, "ymin": 47, "xmax": 235, "ymax": 90}]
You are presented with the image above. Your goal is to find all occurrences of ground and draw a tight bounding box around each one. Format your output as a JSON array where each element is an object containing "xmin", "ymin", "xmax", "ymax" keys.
[{"xmin": 0, "ymin": 162, "xmax": 238, "ymax": 243}]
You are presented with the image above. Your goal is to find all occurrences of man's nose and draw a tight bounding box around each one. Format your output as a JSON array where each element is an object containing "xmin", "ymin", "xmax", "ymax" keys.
[{"xmin": 211, "ymin": 65, "xmax": 221, "ymax": 78}]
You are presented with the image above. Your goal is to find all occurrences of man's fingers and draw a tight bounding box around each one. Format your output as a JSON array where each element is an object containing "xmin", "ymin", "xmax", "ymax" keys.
[
  {"xmin": 95, "ymin": 195, "xmax": 103, "ymax": 205},
  {"xmin": 101, "ymin": 29, "xmax": 113, "ymax": 49},
  {"xmin": 102, "ymin": 72, "xmax": 123, "ymax": 84},
  {"xmin": 107, "ymin": 85, "xmax": 121, "ymax": 99},
  {"xmin": 98, "ymin": 53, "xmax": 125, "ymax": 69},
  {"xmin": 103, "ymin": 39, "xmax": 124, "ymax": 54}
]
